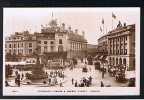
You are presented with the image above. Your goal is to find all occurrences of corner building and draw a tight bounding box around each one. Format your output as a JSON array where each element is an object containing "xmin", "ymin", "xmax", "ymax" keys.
[{"xmin": 107, "ymin": 24, "xmax": 135, "ymax": 70}]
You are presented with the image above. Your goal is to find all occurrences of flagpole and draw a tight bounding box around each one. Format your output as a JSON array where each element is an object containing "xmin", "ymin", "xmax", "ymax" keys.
[
  {"xmin": 112, "ymin": 18, "xmax": 113, "ymax": 30},
  {"xmin": 112, "ymin": 12, "xmax": 117, "ymax": 30},
  {"xmin": 102, "ymin": 18, "xmax": 105, "ymax": 34},
  {"xmin": 103, "ymin": 22, "xmax": 104, "ymax": 34}
]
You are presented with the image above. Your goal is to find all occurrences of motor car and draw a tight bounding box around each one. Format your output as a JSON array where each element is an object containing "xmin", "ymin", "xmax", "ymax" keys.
[{"xmin": 127, "ymin": 78, "xmax": 135, "ymax": 87}]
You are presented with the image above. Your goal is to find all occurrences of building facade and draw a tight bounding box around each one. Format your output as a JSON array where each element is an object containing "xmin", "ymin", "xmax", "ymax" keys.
[
  {"xmin": 107, "ymin": 24, "xmax": 135, "ymax": 70},
  {"xmin": 5, "ymin": 31, "xmax": 37, "ymax": 61},
  {"xmin": 96, "ymin": 24, "xmax": 135, "ymax": 70},
  {"xmin": 5, "ymin": 19, "xmax": 87, "ymax": 63},
  {"xmin": 97, "ymin": 34, "xmax": 108, "ymax": 56}
]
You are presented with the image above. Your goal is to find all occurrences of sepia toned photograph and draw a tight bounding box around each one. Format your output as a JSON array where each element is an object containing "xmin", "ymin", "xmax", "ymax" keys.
[{"xmin": 3, "ymin": 8, "xmax": 140, "ymax": 96}]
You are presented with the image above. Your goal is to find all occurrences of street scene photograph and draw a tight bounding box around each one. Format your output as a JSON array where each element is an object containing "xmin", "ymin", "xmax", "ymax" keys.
[{"xmin": 3, "ymin": 8, "xmax": 140, "ymax": 96}]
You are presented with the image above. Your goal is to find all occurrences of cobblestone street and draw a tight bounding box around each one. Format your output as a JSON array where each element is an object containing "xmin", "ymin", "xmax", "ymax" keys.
[{"xmin": 6, "ymin": 61, "xmax": 128, "ymax": 87}]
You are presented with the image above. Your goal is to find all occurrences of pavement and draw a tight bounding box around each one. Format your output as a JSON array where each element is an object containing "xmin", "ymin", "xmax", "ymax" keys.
[
  {"xmin": 6, "ymin": 61, "xmax": 128, "ymax": 87},
  {"xmin": 63, "ymin": 62, "xmax": 128, "ymax": 87}
]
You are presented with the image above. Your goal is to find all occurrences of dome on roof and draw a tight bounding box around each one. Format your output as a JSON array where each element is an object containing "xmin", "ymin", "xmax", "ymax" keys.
[
  {"xmin": 49, "ymin": 19, "xmax": 57, "ymax": 27},
  {"xmin": 62, "ymin": 23, "xmax": 65, "ymax": 26}
]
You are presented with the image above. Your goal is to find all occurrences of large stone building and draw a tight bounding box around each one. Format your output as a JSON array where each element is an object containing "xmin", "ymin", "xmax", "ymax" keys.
[
  {"xmin": 5, "ymin": 19, "xmax": 87, "ymax": 64},
  {"xmin": 107, "ymin": 24, "xmax": 135, "ymax": 70},
  {"xmin": 97, "ymin": 24, "xmax": 135, "ymax": 70},
  {"xmin": 5, "ymin": 31, "xmax": 37, "ymax": 61}
]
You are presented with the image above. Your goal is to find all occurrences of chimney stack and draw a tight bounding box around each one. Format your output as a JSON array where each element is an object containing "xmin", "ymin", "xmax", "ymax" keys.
[
  {"xmin": 82, "ymin": 31, "xmax": 85, "ymax": 37},
  {"xmin": 62, "ymin": 23, "xmax": 65, "ymax": 30},
  {"xmin": 68, "ymin": 26, "xmax": 72, "ymax": 32},
  {"xmin": 75, "ymin": 29, "xmax": 78, "ymax": 34}
]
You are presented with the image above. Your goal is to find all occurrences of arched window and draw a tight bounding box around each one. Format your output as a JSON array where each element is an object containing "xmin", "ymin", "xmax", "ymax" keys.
[
  {"xmin": 59, "ymin": 39, "xmax": 62, "ymax": 44},
  {"xmin": 123, "ymin": 58, "xmax": 126, "ymax": 66},
  {"xmin": 113, "ymin": 58, "xmax": 115, "ymax": 65},
  {"xmin": 119, "ymin": 58, "xmax": 122, "ymax": 65},
  {"xmin": 116, "ymin": 58, "xmax": 118, "ymax": 65}
]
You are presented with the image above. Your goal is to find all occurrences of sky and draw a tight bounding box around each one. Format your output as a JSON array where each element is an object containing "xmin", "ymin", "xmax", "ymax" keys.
[{"xmin": 3, "ymin": 8, "xmax": 140, "ymax": 45}]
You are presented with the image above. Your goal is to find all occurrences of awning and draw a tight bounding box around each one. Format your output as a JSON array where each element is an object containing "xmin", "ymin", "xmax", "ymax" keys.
[
  {"xmin": 102, "ymin": 55, "xmax": 107, "ymax": 60},
  {"xmin": 96, "ymin": 55, "xmax": 101, "ymax": 60},
  {"xmin": 5, "ymin": 61, "xmax": 26, "ymax": 65},
  {"xmin": 94, "ymin": 55, "xmax": 98, "ymax": 60},
  {"xmin": 99, "ymin": 55, "xmax": 103, "ymax": 60}
]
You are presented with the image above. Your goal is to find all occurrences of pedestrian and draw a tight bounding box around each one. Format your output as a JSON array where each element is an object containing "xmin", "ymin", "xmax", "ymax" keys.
[
  {"xmin": 15, "ymin": 71, "xmax": 18, "ymax": 76},
  {"xmin": 86, "ymin": 80, "xmax": 89, "ymax": 87},
  {"xmin": 83, "ymin": 77, "xmax": 86, "ymax": 86},
  {"xmin": 89, "ymin": 67, "xmax": 91, "ymax": 72},
  {"xmin": 21, "ymin": 73, "xmax": 24, "ymax": 80},
  {"xmin": 15, "ymin": 77, "xmax": 17, "ymax": 85},
  {"xmin": 81, "ymin": 82, "xmax": 84, "ymax": 87},
  {"xmin": 17, "ymin": 74, "xmax": 20, "ymax": 87},
  {"xmin": 101, "ymin": 81, "xmax": 104, "ymax": 87},
  {"xmin": 89, "ymin": 76, "xmax": 92, "ymax": 85},
  {"xmin": 72, "ymin": 78, "xmax": 74, "ymax": 85},
  {"xmin": 75, "ymin": 81, "xmax": 78, "ymax": 87},
  {"xmin": 102, "ymin": 71, "xmax": 105, "ymax": 78},
  {"xmin": 62, "ymin": 73, "xmax": 64, "ymax": 79},
  {"xmin": 5, "ymin": 81, "xmax": 9, "ymax": 86}
]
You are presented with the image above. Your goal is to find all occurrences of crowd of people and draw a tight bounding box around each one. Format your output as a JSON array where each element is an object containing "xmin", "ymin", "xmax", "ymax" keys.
[
  {"xmin": 5, "ymin": 69, "xmax": 66, "ymax": 87},
  {"xmin": 72, "ymin": 76, "xmax": 92, "ymax": 87},
  {"xmin": 45, "ymin": 70, "xmax": 65, "ymax": 87},
  {"xmin": 5, "ymin": 57, "xmax": 129, "ymax": 87},
  {"xmin": 5, "ymin": 70, "xmax": 25, "ymax": 87},
  {"xmin": 108, "ymin": 64, "xmax": 127, "ymax": 82}
]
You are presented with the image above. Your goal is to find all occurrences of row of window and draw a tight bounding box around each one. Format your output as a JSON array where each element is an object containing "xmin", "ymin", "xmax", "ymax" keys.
[
  {"xmin": 43, "ymin": 46, "xmax": 55, "ymax": 52},
  {"xmin": 6, "ymin": 43, "xmax": 23, "ymax": 48},
  {"xmin": 71, "ymin": 43, "xmax": 86, "ymax": 50},
  {"xmin": 109, "ymin": 57, "xmax": 127, "ymax": 65},
  {"xmin": 109, "ymin": 49, "xmax": 127, "ymax": 55},
  {"xmin": 8, "ymin": 49, "xmax": 33, "ymax": 54},
  {"xmin": 110, "ymin": 45, "xmax": 127, "ymax": 50},
  {"xmin": 7, "ymin": 46, "xmax": 65, "ymax": 55},
  {"xmin": 6, "ymin": 39, "xmax": 63, "ymax": 49},
  {"xmin": 7, "ymin": 37, "xmax": 23, "ymax": 41},
  {"xmin": 38, "ymin": 41, "xmax": 54, "ymax": 44},
  {"xmin": 40, "ymin": 45, "xmax": 63, "ymax": 53},
  {"xmin": 110, "ymin": 42, "xmax": 127, "ymax": 46},
  {"xmin": 38, "ymin": 39, "xmax": 62, "ymax": 45},
  {"xmin": 6, "ymin": 43, "xmax": 32, "ymax": 48},
  {"xmin": 8, "ymin": 49, "xmax": 23, "ymax": 54},
  {"xmin": 109, "ymin": 36, "xmax": 127, "ymax": 43}
]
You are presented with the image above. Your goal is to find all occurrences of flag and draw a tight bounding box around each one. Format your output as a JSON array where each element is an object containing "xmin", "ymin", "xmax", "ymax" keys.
[
  {"xmin": 112, "ymin": 13, "xmax": 116, "ymax": 19},
  {"xmin": 100, "ymin": 26, "xmax": 102, "ymax": 32},
  {"xmin": 102, "ymin": 18, "xmax": 104, "ymax": 24},
  {"xmin": 41, "ymin": 25, "xmax": 43, "ymax": 27}
]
